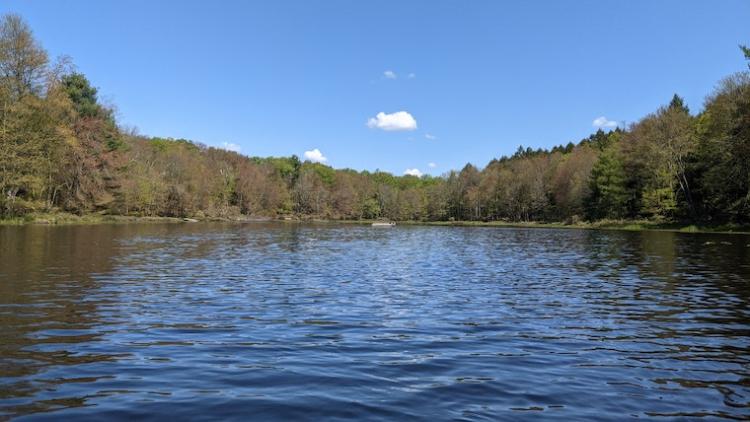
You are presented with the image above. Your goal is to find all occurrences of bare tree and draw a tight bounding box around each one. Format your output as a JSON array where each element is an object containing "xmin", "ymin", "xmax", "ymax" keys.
[{"xmin": 0, "ymin": 14, "xmax": 49, "ymax": 99}]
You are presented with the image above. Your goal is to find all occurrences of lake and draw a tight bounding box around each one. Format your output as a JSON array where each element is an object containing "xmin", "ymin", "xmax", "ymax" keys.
[{"xmin": 1, "ymin": 222, "xmax": 749, "ymax": 420}]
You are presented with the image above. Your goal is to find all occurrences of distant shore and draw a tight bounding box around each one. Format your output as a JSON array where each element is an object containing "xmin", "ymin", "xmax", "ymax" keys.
[{"xmin": 2, "ymin": 212, "xmax": 750, "ymax": 235}]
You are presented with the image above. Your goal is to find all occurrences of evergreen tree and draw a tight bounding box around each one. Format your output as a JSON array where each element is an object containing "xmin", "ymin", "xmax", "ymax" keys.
[
  {"xmin": 586, "ymin": 148, "xmax": 629, "ymax": 219},
  {"xmin": 668, "ymin": 94, "xmax": 689, "ymax": 114}
]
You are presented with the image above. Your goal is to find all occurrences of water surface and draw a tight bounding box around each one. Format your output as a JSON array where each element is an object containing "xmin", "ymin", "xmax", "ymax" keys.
[{"xmin": 1, "ymin": 223, "xmax": 749, "ymax": 420}]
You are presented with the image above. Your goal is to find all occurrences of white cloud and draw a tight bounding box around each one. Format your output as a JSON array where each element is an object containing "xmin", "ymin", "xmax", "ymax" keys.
[
  {"xmin": 407, "ymin": 73, "xmax": 416, "ymax": 79},
  {"xmin": 303, "ymin": 148, "xmax": 327, "ymax": 163},
  {"xmin": 592, "ymin": 116, "xmax": 619, "ymax": 129},
  {"xmin": 221, "ymin": 142, "xmax": 242, "ymax": 153},
  {"xmin": 424, "ymin": 133, "xmax": 437, "ymax": 140},
  {"xmin": 404, "ymin": 168, "xmax": 423, "ymax": 177},
  {"xmin": 428, "ymin": 162, "xmax": 437, "ymax": 168},
  {"xmin": 384, "ymin": 70, "xmax": 397, "ymax": 79},
  {"xmin": 367, "ymin": 111, "xmax": 417, "ymax": 131}
]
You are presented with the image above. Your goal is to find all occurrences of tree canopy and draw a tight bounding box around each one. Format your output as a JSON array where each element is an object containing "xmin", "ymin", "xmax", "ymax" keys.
[{"xmin": 2, "ymin": 13, "xmax": 750, "ymax": 225}]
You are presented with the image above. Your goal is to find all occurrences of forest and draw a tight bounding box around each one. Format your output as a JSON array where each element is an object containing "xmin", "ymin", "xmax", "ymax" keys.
[{"xmin": 1, "ymin": 13, "xmax": 749, "ymax": 225}]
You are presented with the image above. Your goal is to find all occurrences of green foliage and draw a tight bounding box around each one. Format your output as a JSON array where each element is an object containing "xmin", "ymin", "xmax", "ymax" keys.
[
  {"xmin": 587, "ymin": 148, "xmax": 629, "ymax": 219},
  {"xmin": 61, "ymin": 73, "xmax": 104, "ymax": 118},
  {"xmin": 305, "ymin": 162, "xmax": 336, "ymax": 186},
  {"xmin": 692, "ymin": 72, "xmax": 750, "ymax": 221},
  {"xmin": 641, "ymin": 186, "xmax": 676, "ymax": 218},
  {"xmin": 259, "ymin": 155, "xmax": 301, "ymax": 187},
  {"xmin": 669, "ymin": 94, "xmax": 689, "ymax": 114},
  {"xmin": 578, "ymin": 128, "xmax": 622, "ymax": 151},
  {"xmin": 360, "ymin": 198, "xmax": 381, "ymax": 219},
  {"xmin": 149, "ymin": 137, "xmax": 200, "ymax": 152}
]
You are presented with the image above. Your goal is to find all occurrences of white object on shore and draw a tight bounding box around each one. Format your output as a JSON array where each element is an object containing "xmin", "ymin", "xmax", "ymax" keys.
[{"xmin": 372, "ymin": 222, "xmax": 396, "ymax": 227}]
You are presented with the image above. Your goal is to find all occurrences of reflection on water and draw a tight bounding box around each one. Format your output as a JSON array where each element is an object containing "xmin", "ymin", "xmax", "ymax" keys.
[{"xmin": 0, "ymin": 223, "xmax": 749, "ymax": 420}]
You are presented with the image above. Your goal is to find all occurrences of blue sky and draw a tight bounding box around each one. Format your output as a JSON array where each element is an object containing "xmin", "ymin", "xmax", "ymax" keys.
[{"xmin": 2, "ymin": 1, "xmax": 748, "ymax": 176}]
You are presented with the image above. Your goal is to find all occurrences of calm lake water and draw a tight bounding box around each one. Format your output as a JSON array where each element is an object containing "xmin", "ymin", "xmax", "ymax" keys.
[{"xmin": 1, "ymin": 223, "xmax": 749, "ymax": 421}]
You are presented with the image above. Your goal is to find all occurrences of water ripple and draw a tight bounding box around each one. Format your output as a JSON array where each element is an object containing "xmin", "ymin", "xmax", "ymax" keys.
[{"xmin": 1, "ymin": 223, "xmax": 749, "ymax": 420}]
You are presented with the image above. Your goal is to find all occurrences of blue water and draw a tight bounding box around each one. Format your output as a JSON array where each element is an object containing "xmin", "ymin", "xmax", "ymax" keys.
[{"xmin": 1, "ymin": 223, "xmax": 749, "ymax": 420}]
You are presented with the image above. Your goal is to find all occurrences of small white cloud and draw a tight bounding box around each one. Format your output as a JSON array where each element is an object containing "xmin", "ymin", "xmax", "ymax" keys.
[
  {"xmin": 384, "ymin": 70, "xmax": 397, "ymax": 79},
  {"xmin": 425, "ymin": 133, "xmax": 436, "ymax": 140},
  {"xmin": 593, "ymin": 116, "xmax": 618, "ymax": 129},
  {"xmin": 404, "ymin": 168, "xmax": 423, "ymax": 177},
  {"xmin": 221, "ymin": 142, "xmax": 242, "ymax": 153},
  {"xmin": 428, "ymin": 162, "xmax": 437, "ymax": 168},
  {"xmin": 303, "ymin": 148, "xmax": 327, "ymax": 163},
  {"xmin": 367, "ymin": 111, "xmax": 417, "ymax": 131},
  {"xmin": 407, "ymin": 73, "xmax": 416, "ymax": 79}
]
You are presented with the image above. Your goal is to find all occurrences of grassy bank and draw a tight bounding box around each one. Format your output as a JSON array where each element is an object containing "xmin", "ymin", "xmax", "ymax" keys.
[
  {"xmin": 0, "ymin": 212, "xmax": 271, "ymax": 226},
  {"xmin": 0, "ymin": 213, "xmax": 188, "ymax": 226},
  {"xmin": 409, "ymin": 219, "xmax": 750, "ymax": 235}
]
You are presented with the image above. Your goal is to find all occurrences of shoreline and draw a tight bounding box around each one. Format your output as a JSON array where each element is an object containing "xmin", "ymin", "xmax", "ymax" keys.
[
  {"xmin": 2, "ymin": 212, "xmax": 750, "ymax": 235},
  {"xmin": 0, "ymin": 213, "xmax": 273, "ymax": 226},
  {"xmin": 317, "ymin": 219, "xmax": 750, "ymax": 235},
  {"xmin": 409, "ymin": 220, "xmax": 750, "ymax": 235}
]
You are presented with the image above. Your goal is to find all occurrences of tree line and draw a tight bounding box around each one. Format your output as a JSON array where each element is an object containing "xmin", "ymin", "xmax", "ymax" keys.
[{"xmin": 1, "ymin": 14, "xmax": 749, "ymax": 224}]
